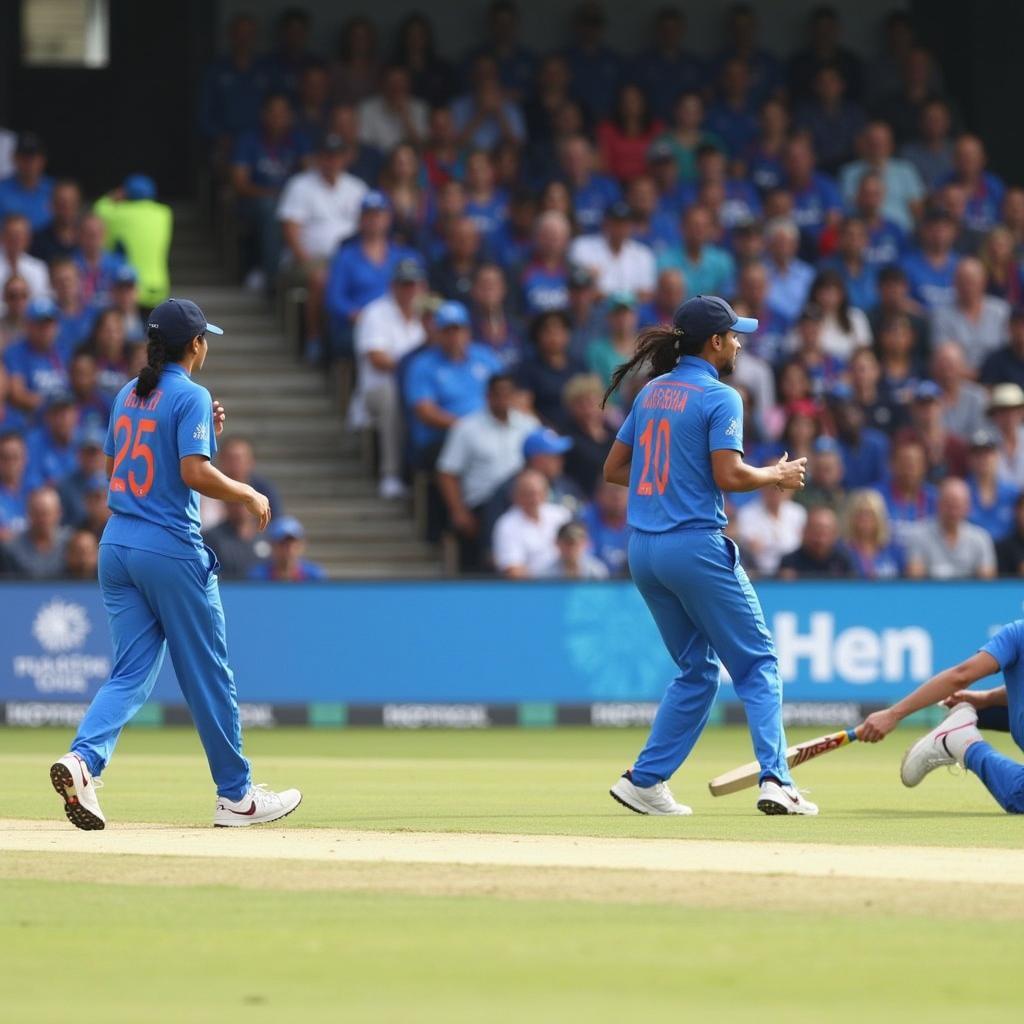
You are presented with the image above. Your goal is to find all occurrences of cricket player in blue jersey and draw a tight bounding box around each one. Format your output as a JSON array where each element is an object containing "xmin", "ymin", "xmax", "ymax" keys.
[
  {"xmin": 49, "ymin": 298, "xmax": 302, "ymax": 830},
  {"xmin": 859, "ymin": 620, "xmax": 1024, "ymax": 813},
  {"xmin": 604, "ymin": 295, "xmax": 819, "ymax": 816}
]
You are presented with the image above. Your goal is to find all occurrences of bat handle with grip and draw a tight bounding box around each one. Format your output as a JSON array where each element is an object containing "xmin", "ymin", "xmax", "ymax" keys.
[{"xmin": 847, "ymin": 726, "xmax": 861, "ymax": 742}]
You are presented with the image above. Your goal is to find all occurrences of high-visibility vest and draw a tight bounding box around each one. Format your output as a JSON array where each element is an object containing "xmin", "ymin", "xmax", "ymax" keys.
[{"xmin": 94, "ymin": 196, "xmax": 173, "ymax": 308}]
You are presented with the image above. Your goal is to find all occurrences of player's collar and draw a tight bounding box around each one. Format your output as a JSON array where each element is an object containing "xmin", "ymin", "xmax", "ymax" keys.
[{"xmin": 679, "ymin": 354, "xmax": 719, "ymax": 379}]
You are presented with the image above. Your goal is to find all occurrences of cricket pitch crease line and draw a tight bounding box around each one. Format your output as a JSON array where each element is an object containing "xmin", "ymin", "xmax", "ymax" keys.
[{"xmin": 1, "ymin": 820, "xmax": 1023, "ymax": 884}]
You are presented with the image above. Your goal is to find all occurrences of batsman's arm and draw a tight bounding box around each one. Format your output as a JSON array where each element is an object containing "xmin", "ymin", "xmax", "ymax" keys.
[{"xmin": 859, "ymin": 651, "xmax": 1000, "ymax": 742}]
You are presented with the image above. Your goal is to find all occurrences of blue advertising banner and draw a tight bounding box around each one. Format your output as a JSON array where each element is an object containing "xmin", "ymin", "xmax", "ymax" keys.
[{"xmin": 0, "ymin": 581, "xmax": 1021, "ymax": 705}]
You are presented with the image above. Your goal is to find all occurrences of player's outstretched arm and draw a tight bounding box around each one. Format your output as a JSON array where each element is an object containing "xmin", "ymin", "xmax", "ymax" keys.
[
  {"xmin": 711, "ymin": 450, "xmax": 806, "ymax": 493},
  {"xmin": 180, "ymin": 455, "xmax": 271, "ymax": 531},
  {"xmin": 859, "ymin": 651, "xmax": 1000, "ymax": 742}
]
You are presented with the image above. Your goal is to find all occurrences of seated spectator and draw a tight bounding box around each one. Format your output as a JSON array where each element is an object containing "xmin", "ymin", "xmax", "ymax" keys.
[
  {"xmin": 562, "ymin": 373, "xmax": 616, "ymax": 494},
  {"xmin": 853, "ymin": 173, "xmax": 908, "ymax": 272},
  {"xmin": 744, "ymin": 98, "xmax": 788, "ymax": 194},
  {"xmin": 358, "ymin": 65, "xmax": 429, "ymax": 151},
  {"xmin": 570, "ymin": 201, "xmax": 656, "ymax": 300},
  {"xmin": 732, "ymin": 260, "xmax": 788, "ymax": 365},
  {"xmin": 538, "ymin": 520, "xmax": 608, "ymax": 578},
  {"xmin": 778, "ymin": 505, "xmax": 853, "ymax": 578},
  {"xmin": 579, "ymin": 479, "xmax": 628, "ymax": 576},
  {"xmin": 764, "ymin": 217, "xmax": 814, "ymax": 323},
  {"xmin": 377, "ymin": 143, "xmax": 428, "ymax": 248},
  {"xmin": 899, "ymin": 380, "xmax": 968, "ymax": 483},
  {"xmin": 868, "ymin": 264, "xmax": 929, "ymax": 366},
  {"xmin": 587, "ymin": 292, "xmax": 643, "ymax": 401},
  {"xmin": 795, "ymin": 435, "xmax": 847, "ymax": 513},
  {"xmin": 429, "ymin": 216, "xmax": 486, "ymax": 305},
  {"xmin": 637, "ymin": 267, "xmax": 685, "ymax": 330},
  {"xmin": 204, "ymin": 500, "xmax": 269, "ymax": 580},
  {"xmin": 632, "ymin": 9, "xmax": 705, "ymax": 122},
  {"xmin": 0, "ymin": 133, "xmax": 53, "ymax": 231},
  {"xmin": 491, "ymin": 468, "xmax": 572, "ymax": 579},
  {"xmin": 788, "ymin": 6, "xmax": 864, "ymax": 105},
  {"xmin": 996, "ymin": 494, "xmax": 1024, "ymax": 576},
  {"xmin": 0, "ymin": 275, "xmax": 29, "ymax": 351},
  {"xmin": 907, "ymin": 477, "xmax": 997, "ymax": 579},
  {"xmin": 0, "ymin": 431, "xmax": 28, "ymax": 540},
  {"xmin": 561, "ymin": 1, "xmax": 624, "ymax": 121},
  {"xmin": 779, "ymin": 132, "xmax": 843, "ymax": 258},
  {"xmin": 63, "ymin": 528, "xmax": 98, "ymax": 580},
  {"xmin": 26, "ymin": 393, "xmax": 79, "ymax": 488},
  {"xmin": 248, "ymin": 516, "xmax": 326, "ymax": 581},
  {"xmin": 94, "ymin": 175, "xmax": 172, "ymax": 309},
  {"xmin": 930, "ymin": 258, "xmax": 1011, "ymax": 371},
  {"xmin": 74, "ymin": 214, "xmax": 125, "ymax": 306},
  {"xmin": 51, "ymin": 259, "xmax": 94, "ymax": 358},
  {"xmin": 735, "ymin": 483, "xmax": 806, "ymax": 576},
  {"xmin": 0, "ymin": 213, "xmax": 50, "ymax": 301},
  {"xmin": 392, "ymin": 12, "xmax": 458, "ymax": 107},
  {"xmin": 645, "ymin": 139, "xmax": 688, "ymax": 222},
  {"xmin": 823, "ymin": 216, "xmax": 877, "ymax": 312},
  {"xmin": 523, "ymin": 53, "xmax": 575, "ymax": 172},
  {"xmin": 30, "ymin": 179, "xmax": 82, "ymax": 263},
  {"xmin": 794, "ymin": 64, "xmax": 865, "ymax": 174},
  {"xmin": 463, "ymin": 149, "xmax": 509, "ymax": 248},
  {"xmin": 706, "ymin": 57, "xmax": 759, "ymax": 157},
  {"xmin": 518, "ymin": 309, "xmax": 586, "ymax": 430},
  {"xmin": 67, "ymin": 351, "xmax": 110, "ymax": 433},
  {"xmin": 875, "ymin": 314, "xmax": 921, "ymax": 405},
  {"xmin": 437, "ymin": 372, "xmax": 537, "ymax": 570},
  {"xmin": 108, "ymin": 265, "xmax": 145, "ymax": 344},
  {"xmin": 979, "ymin": 225, "xmax": 1023, "ymax": 306},
  {"xmin": 231, "ymin": 92, "xmax": 311, "ymax": 292},
  {"xmin": 931, "ymin": 341, "xmax": 987, "ymax": 440},
  {"xmin": 848, "ymin": 346, "xmax": 904, "ymax": 434},
  {"xmin": 451, "ymin": 54, "xmax": 526, "ymax": 151},
  {"xmin": 945, "ymin": 134, "xmax": 1005, "ymax": 235},
  {"xmin": 966, "ymin": 428, "xmax": 1019, "ymax": 542},
  {"xmin": 831, "ymin": 388, "xmax": 889, "ymax": 487},
  {"xmin": 881, "ymin": 437, "xmax": 937, "ymax": 543},
  {"xmin": 324, "ymin": 102, "xmax": 384, "ymax": 186},
  {"xmin": 597, "ymin": 82, "xmax": 663, "ymax": 184},
  {"xmin": 980, "ymin": 306, "xmax": 1024, "ymax": 390},
  {"xmin": 900, "ymin": 207, "xmax": 960, "ymax": 311},
  {"xmin": 566, "ymin": 264, "xmax": 604, "ymax": 362},
  {"xmin": 520, "ymin": 426, "xmax": 583, "ymax": 512},
  {"xmin": 627, "ymin": 175, "xmax": 680, "ymax": 258},
  {"xmin": 988, "ymin": 383, "xmax": 1024, "ymax": 488},
  {"xmin": 469, "ymin": 263, "xmax": 523, "ymax": 371},
  {"xmin": 277, "ymin": 132, "xmax": 369, "ymax": 357},
  {"xmin": 491, "ymin": 189, "xmax": 536, "ymax": 270},
  {"xmin": 839, "ymin": 121, "xmax": 924, "ymax": 232},
  {"xmin": 0, "ymin": 363, "xmax": 25, "ymax": 437},
  {"xmin": 81, "ymin": 307, "xmax": 131, "ymax": 398},
  {"xmin": 463, "ymin": 1, "xmax": 537, "ymax": 102},
  {"xmin": 404, "ymin": 301, "xmax": 502, "ymax": 466},
  {"xmin": 785, "ymin": 304, "xmax": 845, "ymax": 398},
  {"xmin": 56, "ymin": 426, "xmax": 106, "ymax": 526},
  {"xmin": 77, "ymin": 474, "xmax": 110, "ymax": 540},
  {"xmin": 900, "ymin": 98, "xmax": 955, "ymax": 191},
  {"xmin": 0, "ymin": 485, "xmax": 68, "ymax": 579},
  {"xmin": 325, "ymin": 191, "xmax": 418, "ymax": 359},
  {"xmin": 3, "ymin": 297, "xmax": 67, "ymax": 414},
  {"xmin": 871, "ymin": 44, "xmax": 939, "ymax": 146},
  {"xmin": 201, "ymin": 436, "xmax": 283, "ymax": 530},
  {"xmin": 841, "ymin": 487, "xmax": 906, "ymax": 579},
  {"xmin": 556, "ymin": 134, "xmax": 621, "ymax": 235},
  {"xmin": 351, "ymin": 259, "xmax": 427, "ymax": 499},
  {"xmin": 294, "ymin": 61, "xmax": 331, "ymax": 140},
  {"xmin": 807, "ymin": 269, "xmax": 871, "ymax": 360},
  {"xmin": 520, "ymin": 211, "xmax": 571, "ymax": 316},
  {"xmin": 657, "ymin": 203, "xmax": 734, "ymax": 299},
  {"xmin": 717, "ymin": 4, "xmax": 782, "ymax": 105}
]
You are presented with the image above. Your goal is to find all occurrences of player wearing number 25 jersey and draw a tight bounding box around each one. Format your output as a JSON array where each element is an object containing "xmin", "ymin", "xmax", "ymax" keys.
[
  {"xmin": 49, "ymin": 298, "xmax": 301, "ymax": 830},
  {"xmin": 603, "ymin": 295, "xmax": 818, "ymax": 816}
]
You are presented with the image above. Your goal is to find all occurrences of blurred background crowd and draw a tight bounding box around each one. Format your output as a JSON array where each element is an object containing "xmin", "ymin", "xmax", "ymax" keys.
[{"xmin": 3, "ymin": 1, "xmax": 1024, "ymax": 582}]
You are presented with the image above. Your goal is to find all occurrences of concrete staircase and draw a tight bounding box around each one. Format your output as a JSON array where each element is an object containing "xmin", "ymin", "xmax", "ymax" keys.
[{"xmin": 167, "ymin": 203, "xmax": 442, "ymax": 579}]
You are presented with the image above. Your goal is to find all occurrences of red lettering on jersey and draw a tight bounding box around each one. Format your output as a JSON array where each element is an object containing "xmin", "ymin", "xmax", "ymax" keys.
[{"xmin": 122, "ymin": 389, "xmax": 164, "ymax": 411}]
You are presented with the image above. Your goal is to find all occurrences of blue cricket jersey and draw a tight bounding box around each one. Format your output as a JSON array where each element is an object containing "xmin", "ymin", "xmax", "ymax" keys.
[
  {"xmin": 616, "ymin": 355, "xmax": 743, "ymax": 533},
  {"xmin": 981, "ymin": 621, "xmax": 1024, "ymax": 704},
  {"xmin": 101, "ymin": 364, "xmax": 216, "ymax": 559}
]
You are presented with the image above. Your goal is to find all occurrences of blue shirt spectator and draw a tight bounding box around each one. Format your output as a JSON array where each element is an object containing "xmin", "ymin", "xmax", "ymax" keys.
[
  {"xmin": 450, "ymin": 77, "xmax": 527, "ymax": 152},
  {"xmin": 629, "ymin": 10, "xmax": 705, "ymax": 123},
  {"xmin": 839, "ymin": 123, "xmax": 924, "ymax": 232},
  {"xmin": 521, "ymin": 263, "xmax": 569, "ymax": 316},
  {"xmin": 557, "ymin": 137, "xmax": 622, "ymax": 234},
  {"xmin": 967, "ymin": 435, "xmax": 1019, "ymax": 541},
  {"xmin": 562, "ymin": 6, "xmax": 623, "ymax": 120},
  {"xmin": 197, "ymin": 15, "xmax": 271, "ymax": 141},
  {"xmin": 838, "ymin": 426, "xmax": 890, "ymax": 488},
  {"xmin": 231, "ymin": 121, "xmax": 311, "ymax": 193},
  {"xmin": 900, "ymin": 249, "xmax": 960, "ymax": 311},
  {"xmin": 0, "ymin": 133, "xmax": 54, "ymax": 232},
  {"xmin": 579, "ymin": 494, "xmax": 629, "ymax": 576},
  {"xmin": 3, "ymin": 299, "xmax": 69, "ymax": 415},
  {"xmin": 462, "ymin": 3, "xmax": 537, "ymax": 100},
  {"xmin": 705, "ymin": 58, "xmax": 760, "ymax": 156},
  {"xmin": 25, "ymin": 396, "xmax": 79, "ymax": 489},
  {"xmin": 247, "ymin": 516, "xmax": 327, "ymax": 581},
  {"xmin": 864, "ymin": 219, "xmax": 907, "ymax": 270},
  {"xmin": 0, "ymin": 432, "xmax": 29, "ymax": 538}
]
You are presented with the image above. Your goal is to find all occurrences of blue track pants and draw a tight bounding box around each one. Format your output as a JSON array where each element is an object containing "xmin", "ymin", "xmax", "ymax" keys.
[{"xmin": 71, "ymin": 544, "xmax": 251, "ymax": 800}]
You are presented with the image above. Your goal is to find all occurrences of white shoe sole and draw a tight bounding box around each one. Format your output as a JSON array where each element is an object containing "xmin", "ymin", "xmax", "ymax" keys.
[
  {"xmin": 50, "ymin": 760, "xmax": 104, "ymax": 831},
  {"xmin": 213, "ymin": 793, "xmax": 303, "ymax": 828},
  {"xmin": 609, "ymin": 780, "xmax": 691, "ymax": 816},
  {"xmin": 899, "ymin": 738, "xmax": 952, "ymax": 788}
]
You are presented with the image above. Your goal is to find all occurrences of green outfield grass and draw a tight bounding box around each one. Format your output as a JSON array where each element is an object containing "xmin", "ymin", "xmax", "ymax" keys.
[{"xmin": 2, "ymin": 724, "xmax": 1020, "ymax": 845}]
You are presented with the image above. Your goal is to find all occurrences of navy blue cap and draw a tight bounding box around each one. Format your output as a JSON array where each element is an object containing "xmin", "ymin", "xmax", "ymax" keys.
[
  {"xmin": 123, "ymin": 174, "xmax": 156, "ymax": 201},
  {"xmin": 268, "ymin": 515, "xmax": 305, "ymax": 541},
  {"xmin": 43, "ymin": 390, "xmax": 75, "ymax": 411},
  {"xmin": 392, "ymin": 258, "xmax": 424, "ymax": 284},
  {"xmin": 147, "ymin": 298, "xmax": 223, "ymax": 344},
  {"xmin": 524, "ymin": 428, "xmax": 573, "ymax": 458},
  {"xmin": 112, "ymin": 264, "xmax": 138, "ymax": 286},
  {"xmin": 435, "ymin": 301, "xmax": 470, "ymax": 329},
  {"xmin": 26, "ymin": 296, "xmax": 59, "ymax": 322},
  {"xmin": 673, "ymin": 295, "xmax": 758, "ymax": 337},
  {"xmin": 913, "ymin": 379, "xmax": 942, "ymax": 402},
  {"xmin": 606, "ymin": 199, "xmax": 632, "ymax": 220},
  {"xmin": 361, "ymin": 190, "xmax": 391, "ymax": 212}
]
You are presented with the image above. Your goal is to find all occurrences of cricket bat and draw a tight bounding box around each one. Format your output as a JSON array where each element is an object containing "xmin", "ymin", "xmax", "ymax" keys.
[{"xmin": 708, "ymin": 727, "xmax": 860, "ymax": 797}]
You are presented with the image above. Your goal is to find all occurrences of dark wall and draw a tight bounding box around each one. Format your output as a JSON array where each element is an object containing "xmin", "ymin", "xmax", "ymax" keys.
[{"xmin": 0, "ymin": 0, "xmax": 217, "ymax": 198}]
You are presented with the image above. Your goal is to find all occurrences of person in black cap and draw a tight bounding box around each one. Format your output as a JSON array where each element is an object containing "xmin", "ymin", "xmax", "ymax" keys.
[
  {"xmin": 49, "ymin": 297, "xmax": 301, "ymax": 831},
  {"xmin": 0, "ymin": 133, "xmax": 54, "ymax": 232},
  {"xmin": 604, "ymin": 294, "xmax": 817, "ymax": 817}
]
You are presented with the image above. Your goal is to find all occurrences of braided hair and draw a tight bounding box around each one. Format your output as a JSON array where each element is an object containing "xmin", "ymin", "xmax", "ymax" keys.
[
  {"xmin": 135, "ymin": 325, "xmax": 193, "ymax": 398},
  {"xmin": 602, "ymin": 325, "xmax": 705, "ymax": 408}
]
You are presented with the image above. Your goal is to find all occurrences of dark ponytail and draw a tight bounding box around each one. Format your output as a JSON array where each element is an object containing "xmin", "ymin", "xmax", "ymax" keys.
[
  {"xmin": 602, "ymin": 326, "xmax": 703, "ymax": 407},
  {"xmin": 135, "ymin": 326, "xmax": 189, "ymax": 398}
]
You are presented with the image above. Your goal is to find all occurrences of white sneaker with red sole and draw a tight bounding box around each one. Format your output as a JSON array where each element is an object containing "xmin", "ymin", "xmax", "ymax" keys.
[
  {"xmin": 901, "ymin": 702, "xmax": 981, "ymax": 787},
  {"xmin": 50, "ymin": 753, "xmax": 106, "ymax": 831},
  {"xmin": 213, "ymin": 784, "xmax": 302, "ymax": 827}
]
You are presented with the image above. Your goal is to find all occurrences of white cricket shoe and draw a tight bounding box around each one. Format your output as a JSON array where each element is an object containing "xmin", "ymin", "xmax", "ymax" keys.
[
  {"xmin": 900, "ymin": 702, "xmax": 981, "ymax": 788},
  {"xmin": 50, "ymin": 753, "xmax": 106, "ymax": 831},
  {"xmin": 757, "ymin": 780, "xmax": 819, "ymax": 816},
  {"xmin": 214, "ymin": 783, "xmax": 302, "ymax": 827},
  {"xmin": 610, "ymin": 771, "xmax": 692, "ymax": 815}
]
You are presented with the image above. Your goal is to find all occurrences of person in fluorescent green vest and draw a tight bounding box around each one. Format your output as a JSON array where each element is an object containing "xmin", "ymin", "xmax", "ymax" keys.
[{"xmin": 93, "ymin": 175, "xmax": 172, "ymax": 309}]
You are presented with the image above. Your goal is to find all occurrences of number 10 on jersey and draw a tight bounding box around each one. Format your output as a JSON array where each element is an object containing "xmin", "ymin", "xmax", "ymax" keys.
[{"xmin": 637, "ymin": 418, "xmax": 671, "ymax": 496}]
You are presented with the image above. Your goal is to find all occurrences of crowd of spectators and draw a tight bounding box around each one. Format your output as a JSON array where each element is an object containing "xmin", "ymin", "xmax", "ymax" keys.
[{"xmin": 8, "ymin": 2, "xmax": 1024, "ymax": 583}]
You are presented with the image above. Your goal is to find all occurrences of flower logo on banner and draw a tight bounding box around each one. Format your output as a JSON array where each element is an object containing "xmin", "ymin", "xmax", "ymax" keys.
[{"xmin": 32, "ymin": 599, "xmax": 91, "ymax": 653}]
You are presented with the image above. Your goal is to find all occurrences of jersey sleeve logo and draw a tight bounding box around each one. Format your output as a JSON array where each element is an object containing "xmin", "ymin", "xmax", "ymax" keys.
[
  {"xmin": 192, "ymin": 422, "xmax": 209, "ymax": 441},
  {"xmin": 725, "ymin": 417, "xmax": 740, "ymax": 437}
]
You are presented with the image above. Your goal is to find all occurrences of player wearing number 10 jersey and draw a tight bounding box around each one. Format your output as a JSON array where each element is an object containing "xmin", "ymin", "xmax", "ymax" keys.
[
  {"xmin": 49, "ymin": 298, "xmax": 301, "ymax": 830},
  {"xmin": 603, "ymin": 295, "xmax": 818, "ymax": 816}
]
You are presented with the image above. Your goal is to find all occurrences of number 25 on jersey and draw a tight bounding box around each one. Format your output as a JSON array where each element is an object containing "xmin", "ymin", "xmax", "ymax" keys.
[{"xmin": 110, "ymin": 416, "xmax": 157, "ymax": 497}]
